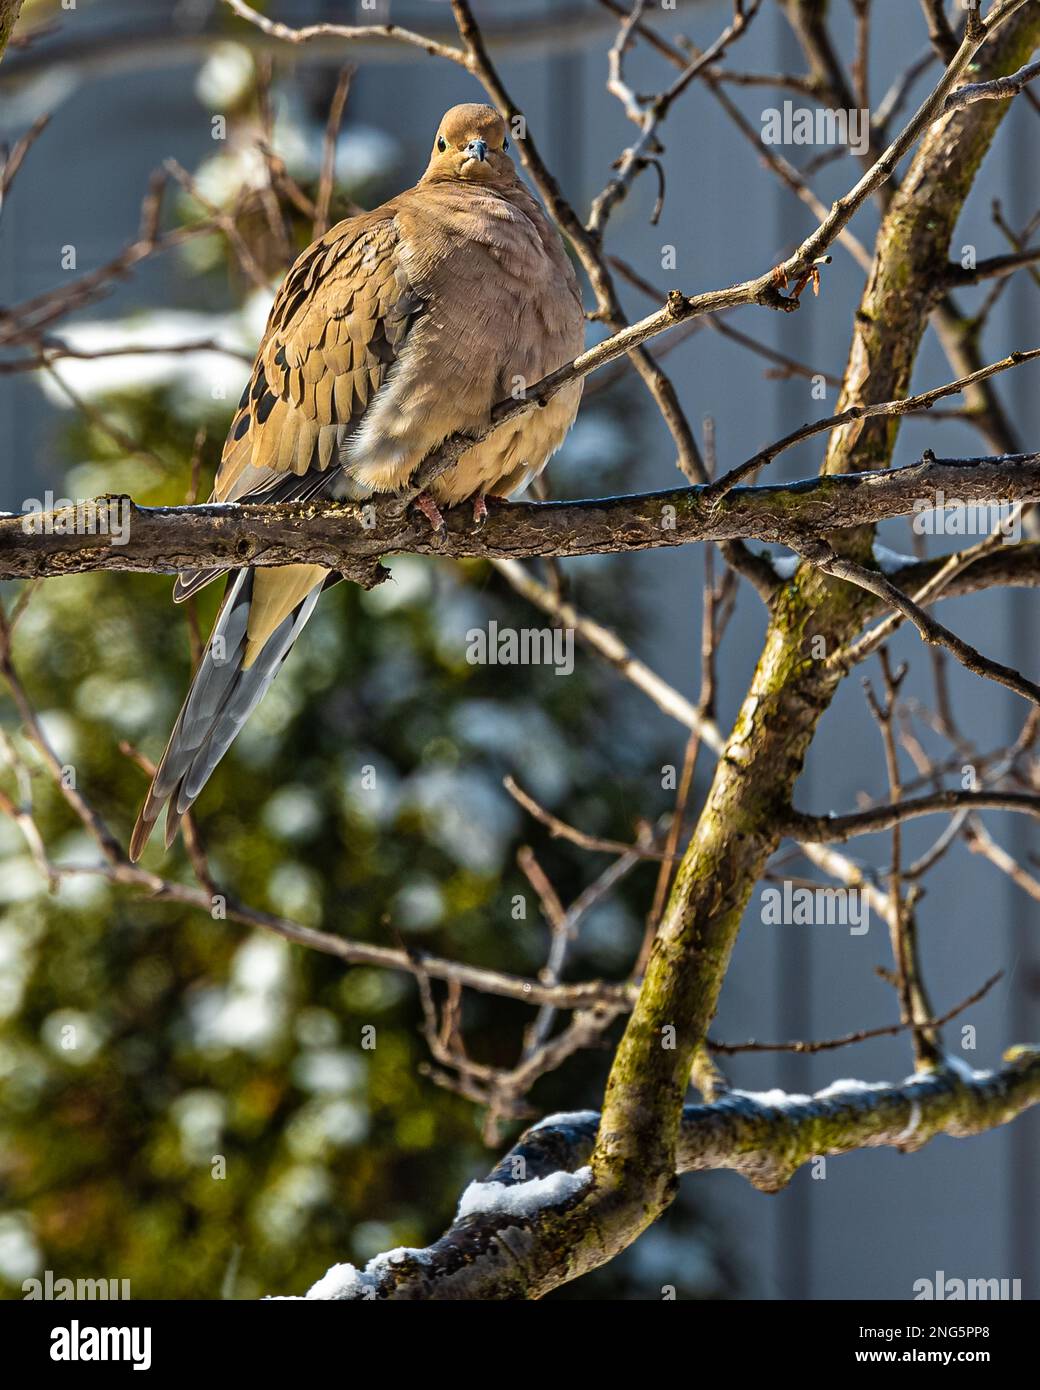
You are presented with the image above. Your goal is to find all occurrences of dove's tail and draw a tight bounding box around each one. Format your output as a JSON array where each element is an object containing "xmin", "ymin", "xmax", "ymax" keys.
[{"xmin": 129, "ymin": 562, "xmax": 329, "ymax": 861}]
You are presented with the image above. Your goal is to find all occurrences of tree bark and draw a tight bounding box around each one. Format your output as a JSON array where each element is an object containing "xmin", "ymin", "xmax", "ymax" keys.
[
  {"xmin": 0, "ymin": 0, "xmax": 23, "ymax": 66},
  {"xmin": 3, "ymin": 453, "xmax": 1040, "ymax": 581}
]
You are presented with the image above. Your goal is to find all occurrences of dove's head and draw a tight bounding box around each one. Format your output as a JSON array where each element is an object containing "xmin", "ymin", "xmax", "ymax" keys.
[{"xmin": 423, "ymin": 104, "xmax": 516, "ymax": 187}]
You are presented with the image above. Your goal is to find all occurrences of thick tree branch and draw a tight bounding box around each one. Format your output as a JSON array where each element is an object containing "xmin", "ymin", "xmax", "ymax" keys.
[
  {"xmin": 4, "ymin": 454, "xmax": 1040, "ymax": 581},
  {"xmin": 0, "ymin": 0, "xmax": 23, "ymax": 66},
  {"xmin": 284, "ymin": 1050, "xmax": 1040, "ymax": 1298}
]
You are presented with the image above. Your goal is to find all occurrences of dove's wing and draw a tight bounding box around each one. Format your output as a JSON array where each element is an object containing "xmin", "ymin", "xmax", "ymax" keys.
[
  {"xmin": 173, "ymin": 211, "xmax": 423, "ymax": 603},
  {"xmin": 130, "ymin": 210, "xmax": 424, "ymax": 860}
]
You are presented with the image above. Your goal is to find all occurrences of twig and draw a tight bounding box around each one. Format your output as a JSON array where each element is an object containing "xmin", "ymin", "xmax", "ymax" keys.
[
  {"xmin": 221, "ymin": 0, "xmax": 467, "ymax": 67},
  {"xmin": 704, "ymin": 348, "xmax": 1040, "ymax": 503},
  {"xmin": 504, "ymin": 775, "xmax": 676, "ymax": 862},
  {"xmin": 0, "ymin": 113, "xmax": 49, "ymax": 210},
  {"xmin": 943, "ymin": 56, "xmax": 1040, "ymax": 112},
  {"xmin": 864, "ymin": 651, "xmax": 939, "ymax": 1067},
  {"xmin": 710, "ymin": 970, "xmax": 1001, "ymax": 1054},
  {"xmin": 964, "ymin": 815, "xmax": 1040, "ymax": 901},
  {"xmin": 314, "ymin": 64, "xmax": 355, "ymax": 239},
  {"xmin": 799, "ymin": 538, "xmax": 1040, "ymax": 710},
  {"xmin": 788, "ymin": 790, "xmax": 1040, "ymax": 844}
]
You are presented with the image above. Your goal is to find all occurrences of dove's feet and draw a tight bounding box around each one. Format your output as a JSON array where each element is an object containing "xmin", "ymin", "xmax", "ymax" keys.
[
  {"xmin": 413, "ymin": 490, "xmax": 447, "ymax": 540},
  {"xmin": 472, "ymin": 493, "xmax": 507, "ymax": 529}
]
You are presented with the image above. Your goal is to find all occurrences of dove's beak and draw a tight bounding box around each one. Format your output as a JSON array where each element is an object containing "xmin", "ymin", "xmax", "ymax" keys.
[{"xmin": 463, "ymin": 139, "xmax": 488, "ymax": 163}]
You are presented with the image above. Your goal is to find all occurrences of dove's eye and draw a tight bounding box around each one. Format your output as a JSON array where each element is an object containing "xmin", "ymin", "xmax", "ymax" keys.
[
  {"xmin": 437, "ymin": 137, "xmax": 447, "ymax": 152},
  {"xmin": 503, "ymin": 137, "xmax": 509, "ymax": 150}
]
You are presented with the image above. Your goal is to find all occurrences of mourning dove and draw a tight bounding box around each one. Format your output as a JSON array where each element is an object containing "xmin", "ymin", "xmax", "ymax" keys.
[{"xmin": 129, "ymin": 104, "xmax": 584, "ymax": 860}]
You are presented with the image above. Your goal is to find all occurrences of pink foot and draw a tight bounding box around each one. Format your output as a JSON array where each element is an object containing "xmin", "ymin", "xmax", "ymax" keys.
[
  {"xmin": 472, "ymin": 493, "xmax": 507, "ymax": 529},
  {"xmin": 414, "ymin": 490, "xmax": 447, "ymax": 539}
]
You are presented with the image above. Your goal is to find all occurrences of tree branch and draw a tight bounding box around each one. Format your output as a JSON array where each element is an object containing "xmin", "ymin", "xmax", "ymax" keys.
[
  {"xmin": 798, "ymin": 536, "xmax": 1040, "ymax": 709},
  {"xmin": 0, "ymin": 0, "xmax": 23, "ymax": 66},
  {"xmin": 220, "ymin": 0, "xmax": 469, "ymax": 68},
  {"xmin": 944, "ymin": 244, "xmax": 1040, "ymax": 287},
  {"xmin": 943, "ymin": 55, "xmax": 1040, "ymax": 112},
  {"xmin": 703, "ymin": 348, "xmax": 1040, "ymax": 501},
  {"xmin": 787, "ymin": 790, "xmax": 1040, "ymax": 844},
  {"xmin": 5, "ymin": 454, "xmax": 1040, "ymax": 581},
  {"xmin": 282, "ymin": 1050, "xmax": 1040, "ymax": 1298}
]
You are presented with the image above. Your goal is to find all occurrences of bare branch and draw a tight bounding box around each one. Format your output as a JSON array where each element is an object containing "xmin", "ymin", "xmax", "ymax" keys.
[
  {"xmin": 863, "ymin": 651, "xmax": 939, "ymax": 1067},
  {"xmin": 505, "ymin": 775, "xmax": 675, "ymax": 862},
  {"xmin": 788, "ymin": 790, "xmax": 1040, "ymax": 845},
  {"xmin": 920, "ymin": 0, "xmax": 959, "ymax": 64},
  {"xmin": 588, "ymin": 0, "xmax": 762, "ymax": 235},
  {"xmin": 964, "ymin": 815, "xmax": 1040, "ymax": 901},
  {"xmin": 220, "ymin": 0, "xmax": 468, "ymax": 68},
  {"xmin": 704, "ymin": 348, "xmax": 1040, "ymax": 501},
  {"xmin": 944, "ymin": 55, "xmax": 1040, "ymax": 111},
  {"xmin": 0, "ymin": 113, "xmax": 47, "ymax": 209},
  {"xmin": 313, "ymin": 64, "xmax": 354, "ymax": 239},
  {"xmin": 944, "ymin": 244, "xmax": 1040, "ymax": 287},
  {"xmin": 799, "ymin": 538, "xmax": 1040, "ymax": 709},
  {"xmin": 709, "ymin": 969, "xmax": 1001, "ymax": 1055}
]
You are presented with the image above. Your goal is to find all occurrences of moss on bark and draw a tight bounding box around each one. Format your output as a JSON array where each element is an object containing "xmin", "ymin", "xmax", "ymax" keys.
[{"xmin": 593, "ymin": 3, "xmax": 1040, "ymax": 1234}]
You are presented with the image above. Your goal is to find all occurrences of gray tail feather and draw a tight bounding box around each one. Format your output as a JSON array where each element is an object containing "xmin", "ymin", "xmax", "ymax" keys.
[
  {"xmin": 173, "ymin": 566, "xmax": 226, "ymax": 603},
  {"xmin": 129, "ymin": 569, "xmax": 323, "ymax": 860}
]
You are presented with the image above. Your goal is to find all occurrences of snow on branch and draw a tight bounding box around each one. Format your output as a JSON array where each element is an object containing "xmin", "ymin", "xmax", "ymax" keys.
[{"xmin": 278, "ymin": 1051, "xmax": 1040, "ymax": 1300}]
